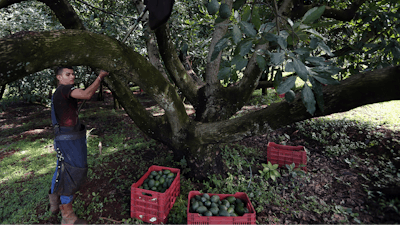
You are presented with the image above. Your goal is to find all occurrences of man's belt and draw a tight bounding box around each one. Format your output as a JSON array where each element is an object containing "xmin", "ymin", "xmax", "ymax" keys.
[{"xmin": 54, "ymin": 124, "xmax": 86, "ymax": 141}]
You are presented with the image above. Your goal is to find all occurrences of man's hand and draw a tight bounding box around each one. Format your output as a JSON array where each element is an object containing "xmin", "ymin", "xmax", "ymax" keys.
[{"xmin": 99, "ymin": 70, "xmax": 109, "ymax": 80}]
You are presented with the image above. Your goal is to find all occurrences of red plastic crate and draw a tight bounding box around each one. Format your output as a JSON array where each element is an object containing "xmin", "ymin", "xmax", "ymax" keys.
[
  {"xmin": 187, "ymin": 191, "xmax": 256, "ymax": 225},
  {"xmin": 267, "ymin": 142, "xmax": 307, "ymax": 171},
  {"xmin": 131, "ymin": 165, "xmax": 180, "ymax": 224}
]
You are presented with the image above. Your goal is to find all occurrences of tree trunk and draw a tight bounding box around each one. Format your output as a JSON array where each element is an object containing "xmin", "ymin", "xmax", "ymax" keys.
[
  {"xmin": 97, "ymin": 82, "xmax": 104, "ymax": 101},
  {"xmin": 112, "ymin": 91, "xmax": 121, "ymax": 110},
  {"xmin": 0, "ymin": 84, "xmax": 5, "ymax": 101}
]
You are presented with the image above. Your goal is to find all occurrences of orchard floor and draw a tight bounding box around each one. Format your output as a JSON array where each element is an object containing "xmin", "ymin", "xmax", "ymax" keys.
[{"xmin": 1, "ymin": 90, "xmax": 399, "ymax": 224}]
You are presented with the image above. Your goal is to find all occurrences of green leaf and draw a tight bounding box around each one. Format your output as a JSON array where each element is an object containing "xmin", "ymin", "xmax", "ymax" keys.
[
  {"xmin": 313, "ymin": 74, "xmax": 340, "ymax": 85},
  {"xmin": 211, "ymin": 38, "xmax": 229, "ymax": 61},
  {"xmin": 277, "ymin": 36, "xmax": 287, "ymax": 49},
  {"xmin": 217, "ymin": 67, "xmax": 231, "ymax": 80},
  {"xmin": 312, "ymin": 66, "xmax": 341, "ymax": 76},
  {"xmin": 273, "ymin": 69, "xmax": 283, "ymax": 89},
  {"xmin": 270, "ymin": 174, "xmax": 276, "ymax": 181},
  {"xmin": 294, "ymin": 47, "xmax": 312, "ymax": 56},
  {"xmin": 272, "ymin": 164, "xmax": 279, "ymax": 170},
  {"xmin": 235, "ymin": 39, "xmax": 253, "ymax": 56},
  {"xmin": 270, "ymin": 52, "xmax": 285, "ymax": 66},
  {"xmin": 231, "ymin": 55, "xmax": 248, "ymax": 71},
  {"xmin": 287, "ymin": 31, "xmax": 308, "ymax": 45},
  {"xmin": 302, "ymin": 6, "xmax": 325, "ymax": 24},
  {"xmin": 318, "ymin": 41, "xmax": 334, "ymax": 56},
  {"xmin": 285, "ymin": 61, "xmax": 295, "ymax": 72},
  {"xmin": 310, "ymin": 38, "xmax": 319, "ymax": 49},
  {"xmin": 263, "ymin": 32, "xmax": 277, "ymax": 42},
  {"xmin": 241, "ymin": 5, "xmax": 251, "ymax": 22},
  {"xmin": 251, "ymin": 7, "xmax": 261, "ymax": 30},
  {"xmin": 256, "ymin": 55, "xmax": 266, "ymax": 70},
  {"xmin": 233, "ymin": 0, "xmax": 246, "ymax": 10},
  {"xmin": 277, "ymin": 76, "xmax": 296, "ymax": 94},
  {"xmin": 304, "ymin": 28, "xmax": 326, "ymax": 40},
  {"xmin": 305, "ymin": 57, "xmax": 330, "ymax": 66},
  {"xmin": 232, "ymin": 24, "xmax": 242, "ymax": 44},
  {"xmin": 302, "ymin": 84, "xmax": 316, "ymax": 115},
  {"xmin": 392, "ymin": 46, "xmax": 400, "ymax": 59},
  {"xmin": 292, "ymin": 57, "xmax": 309, "ymax": 81},
  {"xmin": 261, "ymin": 22, "xmax": 275, "ymax": 33},
  {"xmin": 239, "ymin": 21, "xmax": 257, "ymax": 37},
  {"xmin": 309, "ymin": 76, "xmax": 324, "ymax": 112}
]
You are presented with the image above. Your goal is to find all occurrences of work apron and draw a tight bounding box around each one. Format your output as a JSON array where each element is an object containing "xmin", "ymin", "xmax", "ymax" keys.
[{"xmin": 50, "ymin": 93, "xmax": 88, "ymax": 197}]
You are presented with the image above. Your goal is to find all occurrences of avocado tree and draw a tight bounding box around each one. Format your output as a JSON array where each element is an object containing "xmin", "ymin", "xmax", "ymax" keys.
[{"xmin": 1, "ymin": 0, "xmax": 399, "ymax": 178}]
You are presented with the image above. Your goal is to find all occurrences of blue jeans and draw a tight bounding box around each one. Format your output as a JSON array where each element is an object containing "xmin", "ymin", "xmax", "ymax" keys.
[{"xmin": 51, "ymin": 137, "xmax": 88, "ymax": 204}]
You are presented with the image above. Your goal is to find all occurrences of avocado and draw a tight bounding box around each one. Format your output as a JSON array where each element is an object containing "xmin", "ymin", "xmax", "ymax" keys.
[
  {"xmin": 207, "ymin": 0, "xmax": 219, "ymax": 15},
  {"xmin": 219, "ymin": 3, "xmax": 231, "ymax": 19},
  {"xmin": 150, "ymin": 171, "xmax": 158, "ymax": 176},
  {"xmin": 219, "ymin": 209, "xmax": 230, "ymax": 216},
  {"xmin": 226, "ymin": 196, "xmax": 236, "ymax": 204},
  {"xmin": 221, "ymin": 199, "xmax": 230, "ymax": 208},
  {"xmin": 196, "ymin": 206, "xmax": 208, "ymax": 214},
  {"xmin": 235, "ymin": 206, "xmax": 245, "ymax": 216},
  {"xmin": 191, "ymin": 201, "xmax": 199, "ymax": 211},
  {"xmin": 148, "ymin": 179, "xmax": 155, "ymax": 188},
  {"xmin": 285, "ymin": 90, "xmax": 296, "ymax": 103},
  {"xmin": 210, "ymin": 195, "xmax": 220, "ymax": 203},
  {"xmin": 203, "ymin": 210, "xmax": 213, "ymax": 216},
  {"xmin": 209, "ymin": 207, "xmax": 219, "ymax": 216}
]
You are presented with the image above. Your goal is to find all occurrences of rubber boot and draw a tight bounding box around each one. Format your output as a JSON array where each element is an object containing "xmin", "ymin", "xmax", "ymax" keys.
[
  {"xmin": 48, "ymin": 189, "xmax": 60, "ymax": 215},
  {"xmin": 59, "ymin": 203, "xmax": 87, "ymax": 224}
]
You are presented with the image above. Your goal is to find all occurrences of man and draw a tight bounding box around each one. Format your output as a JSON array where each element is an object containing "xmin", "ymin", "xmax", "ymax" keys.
[{"xmin": 49, "ymin": 66, "xmax": 108, "ymax": 224}]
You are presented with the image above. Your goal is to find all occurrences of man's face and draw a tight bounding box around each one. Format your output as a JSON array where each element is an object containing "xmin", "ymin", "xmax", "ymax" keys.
[{"xmin": 57, "ymin": 68, "xmax": 75, "ymax": 85}]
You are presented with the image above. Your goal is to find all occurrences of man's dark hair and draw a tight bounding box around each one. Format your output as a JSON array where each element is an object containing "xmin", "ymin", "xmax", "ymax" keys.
[{"xmin": 55, "ymin": 66, "xmax": 73, "ymax": 75}]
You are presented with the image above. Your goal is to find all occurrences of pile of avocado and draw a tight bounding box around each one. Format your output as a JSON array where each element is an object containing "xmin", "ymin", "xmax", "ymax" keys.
[
  {"xmin": 189, "ymin": 193, "xmax": 249, "ymax": 217},
  {"xmin": 139, "ymin": 169, "xmax": 176, "ymax": 193}
]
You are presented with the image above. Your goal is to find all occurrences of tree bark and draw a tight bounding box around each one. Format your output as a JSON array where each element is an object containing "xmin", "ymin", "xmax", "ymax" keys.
[
  {"xmin": 0, "ymin": 84, "xmax": 5, "ymax": 101},
  {"xmin": 290, "ymin": 0, "xmax": 368, "ymax": 21}
]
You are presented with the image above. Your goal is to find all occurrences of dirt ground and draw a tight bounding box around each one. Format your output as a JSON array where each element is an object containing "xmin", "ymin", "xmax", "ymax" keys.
[{"xmin": 1, "ymin": 91, "xmax": 399, "ymax": 224}]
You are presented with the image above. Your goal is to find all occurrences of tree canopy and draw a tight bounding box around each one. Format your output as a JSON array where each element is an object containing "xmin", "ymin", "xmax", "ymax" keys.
[{"xmin": 1, "ymin": 0, "xmax": 399, "ymax": 177}]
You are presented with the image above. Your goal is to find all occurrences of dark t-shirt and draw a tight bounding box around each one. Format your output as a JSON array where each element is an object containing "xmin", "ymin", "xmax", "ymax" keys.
[{"xmin": 53, "ymin": 84, "xmax": 78, "ymax": 127}]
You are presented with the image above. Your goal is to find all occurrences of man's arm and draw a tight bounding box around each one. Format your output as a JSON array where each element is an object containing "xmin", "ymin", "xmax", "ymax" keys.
[{"xmin": 71, "ymin": 70, "xmax": 109, "ymax": 100}]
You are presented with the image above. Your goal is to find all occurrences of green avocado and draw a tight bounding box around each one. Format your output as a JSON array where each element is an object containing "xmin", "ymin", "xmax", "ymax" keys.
[
  {"xmin": 285, "ymin": 90, "xmax": 296, "ymax": 103},
  {"xmin": 207, "ymin": 0, "xmax": 219, "ymax": 15},
  {"xmin": 219, "ymin": 3, "xmax": 231, "ymax": 19},
  {"xmin": 196, "ymin": 206, "xmax": 208, "ymax": 214},
  {"xmin": 203, "ymin": 210, "xmax": 213, "ymax": 216},
  {"xmin": 209, "ymin": 207, "xmax": 219, "ymax": 216},
  {"xmin": 219, "ymin": 209, "xmax": 230, "ymax": 216},
  {"xmin": 210, "ymin": 195, "xmax": 220, "ymax": 203}
]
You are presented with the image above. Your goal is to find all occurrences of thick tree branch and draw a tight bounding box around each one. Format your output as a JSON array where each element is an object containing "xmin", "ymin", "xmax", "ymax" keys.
[
  {"xmin": 40, "ymin": 0, "xmax": 86, "ymax": 30},
  {"xmin": 193, "ymin": 65, "xmax": 400, "ymax": 143},
  {"xmin": 205, "ymin": 0, "xmax": 233, "ymax": 85},
  {"xmin": 154, "ymin": 23, "xmax": 202, "ymax": 108},
  {"xmin": 131, "ymin": 0, "xmax": 169, "ymax": 82},
  {"xmin": 291, "ymin": 0, "xmax": 368, "ymax": 22},
  {"xmin": 0, "ymin": 30, "xmax": 190, "ymax": 142}
]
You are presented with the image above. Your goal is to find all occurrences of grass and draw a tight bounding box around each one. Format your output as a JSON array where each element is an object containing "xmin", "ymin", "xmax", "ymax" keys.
[
  {"xmin": 323, "ymin": 100, "xmax": 400, "ymax": 130},
  {"xmin": 1, "ymin": 89, "xmax": 400, "ymax": 223},
  {"xmin": 0, "ymin": 139, "xmax": 54, "ymax": 223}
]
